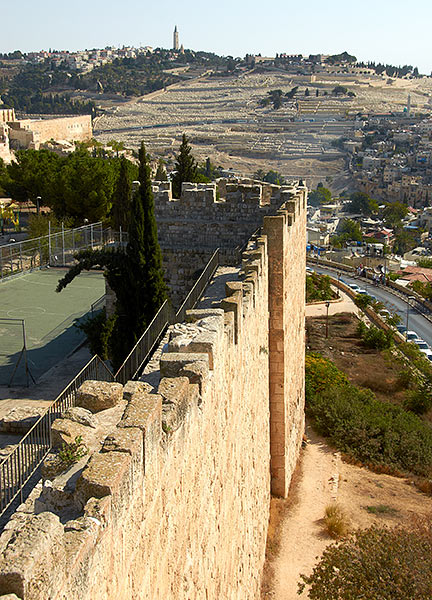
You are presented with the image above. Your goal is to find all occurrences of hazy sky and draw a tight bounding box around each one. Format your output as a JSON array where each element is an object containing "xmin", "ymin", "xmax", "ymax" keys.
[{"xmin": 3, "ymin": 0, "xmax": 432, "ymax": 74}]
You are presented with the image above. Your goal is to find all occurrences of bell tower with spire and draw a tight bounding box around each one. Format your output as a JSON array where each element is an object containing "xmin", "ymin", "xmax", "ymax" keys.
[{"xmin": 173, "ymin": 26, "xmax": 179, "ymax": 51}]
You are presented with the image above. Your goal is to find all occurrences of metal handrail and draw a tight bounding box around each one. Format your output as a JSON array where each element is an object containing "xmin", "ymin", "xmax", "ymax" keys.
[
  {"xmin": 114, "ymin": 300, "xmax": 173, "ymax": 384},
  {"xmin": 176, "ymin": 249, "xmax": 220, "ymax": 323},
  {"xmin": 0, "ymin": 249, "xmax": 221, "ymax": 519},
  {"xmin": 0, "ymin": 356, "xmax": 114, "ymax": 517}
]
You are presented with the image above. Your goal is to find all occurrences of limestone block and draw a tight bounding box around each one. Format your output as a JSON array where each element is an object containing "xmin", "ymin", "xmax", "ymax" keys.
[
  {"xmin": 51, "ymin": 418, "xmax": 92, "ymax": 450},
  {"xmin": 0, "ymin": 407, "xmax": 46, "ymax": 434},
  {"xmin": 160, "ymin": 353, "xmax": 209, "ymax": 379},
  {"xmin": 63, "ymin": 406, "xmax": 97, "ymax": 429},
  {"xmin": 158, "ymin": 378, "xmax": 199, "ymax": 432},
  {"xmin": 102, "ymin": 427, "xmax": 142, "ymax": 455},
  {"xmin": 179, "ymin": 360, "xmax": 209, "ymax": 396},
  {"xmin": 75, "ymin": 451, "xmax": 132, "ymax": 507},
  {"xmin": 76, "ymin": 380, "xmax": 123, "ymax": 413},
  {"xmin": 0, "ymin": 595, "xmax": 22, "ymax": 599},
  {"xmin": 120, "ymin": 392, "xmax": 161, "ymax": 433},
  {"xmin": 119, "ymin": 392, "xmax": 161, "ymax": 471},
  {"xmin": 0, "ymin": 512, "xmax": 65, "ymax": 599},
  {"xmin": 122, "ymin": 380, "xmax": 153, "ymax": 402}
]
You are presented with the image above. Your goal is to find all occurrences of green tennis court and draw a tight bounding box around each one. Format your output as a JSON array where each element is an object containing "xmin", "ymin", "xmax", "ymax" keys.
[{"xmin": 0, "ymin": 268, "xmax": 105, "ymax": 386}]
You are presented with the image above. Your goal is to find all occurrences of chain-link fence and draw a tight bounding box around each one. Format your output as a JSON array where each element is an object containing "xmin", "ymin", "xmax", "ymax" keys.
[{"xmin": 0, "ymin": 222, "xmax": 115, "ymax": 280}]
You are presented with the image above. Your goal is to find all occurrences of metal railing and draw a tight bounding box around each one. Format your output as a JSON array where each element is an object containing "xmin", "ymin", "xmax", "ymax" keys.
[
  {"xmin": 0, "ymin": 248, "xmax": 221, "ymax": 519},
  {"xmin": 90, "ymin": 295, "xmax": 106, "ymax": 315},
  {"xmin": 0, "ymin": 356, "xmax": 114, "ymax": 516},
  {"xmin": 0, "ymin": 222, "xmax": 115, "ymax": 281},
  {"xmin": 115, "ymin": 300, "xmax": 173, "ymax": 384},
  {"xmin": 176, "ymin": 249, "xmax": 220, "ymax": 323}
]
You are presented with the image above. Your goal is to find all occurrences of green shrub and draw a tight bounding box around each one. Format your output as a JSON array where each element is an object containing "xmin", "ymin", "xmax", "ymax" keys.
[
  {"xmin": 298, "ymin": 521, "xmax": 432, "ymax": 599},
  {"xmin": 75, "ymin": 309, "xmax": 113, "ymax": 359},
  {"xmin": 354, "ymin": 293, "xmax": 373, "ymax": 310},
  {"xmin": 306, "ymin": 273, "xmax": 335, "ymax": 302},
  {"xmin": 306, "ymin": 353, "xmax": 432, "ymax": 476},
  {"xmin": 404, "ymin": 381, "xmax": 432, "ymax": 415},
  {"xmin": 58, "ymin": 435, "xmax": 88, "ymax": 468},
  {"xmin": 362, "ymin": 325, "xmax": 393, "ymax": 349}
]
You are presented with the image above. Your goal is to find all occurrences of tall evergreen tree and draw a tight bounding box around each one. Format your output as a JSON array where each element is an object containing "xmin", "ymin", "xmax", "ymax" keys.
[
  {"xmin": 111, "ymin": 155, "xmax": 132, "ymax": 231},
  {"xmin": 172, "ymin": 134, "xmax": 198, "ymax": 198},
  {"xmin": 57, "ymin": 142, "xmax": 168, "ymax": 371},
  {"xmin": 134, "ymin": 142, "xmax": 167, "ymax": 322},
  {"xmin": 155, "ymin": 159, "xmax": 168, "ymax": 181}
]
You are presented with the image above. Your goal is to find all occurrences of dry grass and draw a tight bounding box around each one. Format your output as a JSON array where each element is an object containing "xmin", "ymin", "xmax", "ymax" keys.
[{"xmin": 324, "ymin": 503, "xmax": 350, "ymax": 539}]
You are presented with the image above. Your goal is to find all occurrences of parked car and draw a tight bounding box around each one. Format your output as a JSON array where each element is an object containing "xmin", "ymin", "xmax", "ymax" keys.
[
  {"xmin": 419, "ymin": 348, "xmax": 432, "ymax": 361},
  {"xmin": 349, "ymin": 284, "xmax": 360, "ymax": 292},
  {"xmin": 415, "ymin": 340, "xmax": 430, "ymax": 350},
  {"xmin": 406, "ymin": 331, "xmax": 420, "ymax": 341}
]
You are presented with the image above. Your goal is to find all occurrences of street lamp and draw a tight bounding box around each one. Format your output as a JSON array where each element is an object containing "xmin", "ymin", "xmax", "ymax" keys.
[
  {"xmin": 325, "ymin": 301, "xmax": 330, "ymax": 338},
  {"xmin": 405, "ymin": 296, "xmax": 416, "ymax": 337}
]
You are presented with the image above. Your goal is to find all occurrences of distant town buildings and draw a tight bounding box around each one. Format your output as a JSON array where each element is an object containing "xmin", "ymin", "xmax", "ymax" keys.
[{"xmin": 25, "ymin": 45, "xmax": 154, "ymax": 74}]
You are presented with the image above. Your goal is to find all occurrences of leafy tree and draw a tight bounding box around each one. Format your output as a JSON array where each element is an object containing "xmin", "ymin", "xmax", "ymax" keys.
[
  {"xmin": 285, "ymin": 86, "xmax": 298, "ymax": 99},
  {"xmin": 382, "ymin": 201, "xmax": 409, "ymax": 228},
  {"xmin": 417, "ymin": 257, "xmax": 432, "ymax": 269},
  {"xmin": 57, "ymin": 141, "xmax": 168, "ymax": 369},
  {"xmin": 393, "ymin": 230, "xmax": 417, "ymax": 255},
  {"xmin": 172, "ymin": 134, "xmax": 198, "ymax": 198},
  {"xmin": 331, "ymin": 219, "xmax": 362, "ymax": 247},
  {"xmin": 254, "ymin": 169, "xmax": 285, "ymax": 185},
  {"xmin": 57, "ymin": 148, "xmax": 118, "ymax": 223},
  {"xmin": 3, "ymin": 149, "xmax": 61, "ymax": 206},
  {"xmin": 349, "ymin": 191, "xmax": 378, "ymax": 215},
  {"xmin": 107, "ymin": 139, "xmax": 125, "ymax": 158},
  {"xmin": 308, "ymin": 186, "xmax": 331, "ymax": 206}
]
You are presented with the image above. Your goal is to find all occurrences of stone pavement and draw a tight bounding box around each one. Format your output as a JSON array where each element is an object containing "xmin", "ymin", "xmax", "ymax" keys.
[{"xmin": 306, "ymin": 287, "xmax": 360, "ymax": 319}]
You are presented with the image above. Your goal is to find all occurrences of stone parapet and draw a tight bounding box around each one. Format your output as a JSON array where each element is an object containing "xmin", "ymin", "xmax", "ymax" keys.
[{"xmin": 0, "ymin": 188, "xmax": 307, "ymax": 598}]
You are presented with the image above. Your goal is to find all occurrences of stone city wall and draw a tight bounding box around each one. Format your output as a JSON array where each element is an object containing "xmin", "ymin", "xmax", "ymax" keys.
[
  {"xmin": 154, "ymin": 178, "xmax": 301, "ymax": 307},
  {"xmin": 0, "ymin": 234, "xmax": 272, "ymax": 600},
  {"xmin": 0, "ymin": 188, "xmax": 307, "ymax": 599},
  {"xmin": 8, "ymin": 115, "xmax": 92, "ymax": 150}
]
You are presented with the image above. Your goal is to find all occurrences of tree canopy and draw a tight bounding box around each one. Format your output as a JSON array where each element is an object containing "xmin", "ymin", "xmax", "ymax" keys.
[
  {"xmin": 0, "ymin": 146, "xmax": 138, "ymax": 225},
  {"xmin": 172, "ymin": 134, "xmax": 198, "ymax": 198},
  {"xmin": 349, "ymin": 191, "xmax": 379, "ymax": 215},
  {"xmin": 308, "ymin": 185, "xmax": 331, "ymax": 207},
  {"xmin": 57, "ymin": 142, "xmax": 167, "ymax": 369}
]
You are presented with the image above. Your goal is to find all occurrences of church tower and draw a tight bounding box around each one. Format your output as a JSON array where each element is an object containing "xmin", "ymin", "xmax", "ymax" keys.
[{"xmin": 173, "ymin": 26, "xmax": 179, "ymax": 51}]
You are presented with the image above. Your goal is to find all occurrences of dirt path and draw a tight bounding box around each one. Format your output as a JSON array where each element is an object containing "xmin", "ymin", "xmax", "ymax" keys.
[
  {"xmin": 267, "ymin": 427, "xmax": 432, "ymax": 599},
  {"xmin": 271, "ymin": 426, "xmax": 340, "ymax": 599}
]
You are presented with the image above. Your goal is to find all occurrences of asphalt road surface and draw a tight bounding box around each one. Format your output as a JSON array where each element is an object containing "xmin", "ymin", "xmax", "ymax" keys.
[{"xmin": 311, "ymin": 264, "xmax": 432, "ymax": 348}]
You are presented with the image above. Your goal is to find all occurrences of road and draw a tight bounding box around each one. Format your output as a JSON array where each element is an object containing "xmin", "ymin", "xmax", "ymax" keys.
[{"xmin": 311, "ymin": 264, "xmax": 432, "ymax": 348}]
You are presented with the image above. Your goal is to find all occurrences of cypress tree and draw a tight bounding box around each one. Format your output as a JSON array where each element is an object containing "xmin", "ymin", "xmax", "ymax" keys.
[
  {"xmin": 111, "ymin": 155, "xmax": 132, "ymax": 231},
  {"xmin": 172, "ymin": 134, "xmax": 198, "ymax": 198},
  {"xmin": 155, "ymin": 159, "xmax": 168, "ymax": 181}
]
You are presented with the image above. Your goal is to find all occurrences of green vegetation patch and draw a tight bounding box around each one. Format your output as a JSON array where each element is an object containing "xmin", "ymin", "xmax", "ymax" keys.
[
  {"xmin": 305, "ymin": 353, "xmax": 432, "ymax": 477},
  {"xmin": 299, "ymin": 521, "xmax": 432, "ymax": 599}
]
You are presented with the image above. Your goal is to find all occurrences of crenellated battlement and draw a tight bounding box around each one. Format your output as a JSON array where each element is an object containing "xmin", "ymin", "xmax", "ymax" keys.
[{"xmin": 0, "ymin": 181, "xmax": 307, "ymax": 600}]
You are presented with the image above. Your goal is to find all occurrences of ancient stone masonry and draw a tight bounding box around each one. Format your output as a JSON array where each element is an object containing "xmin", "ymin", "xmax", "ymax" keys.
[
  {"xmin": 0, "ymin": 184, "xmax": 307, "ymax": 599},
  {"xmin": 154, "ymin": 177, "xmax": 301, "ymax": 306}
]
